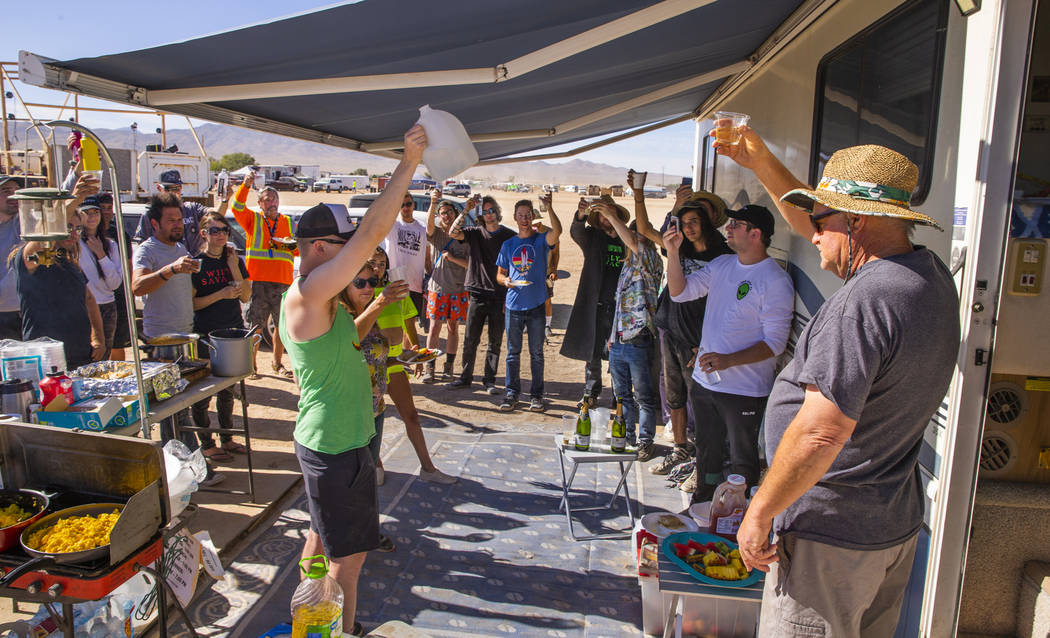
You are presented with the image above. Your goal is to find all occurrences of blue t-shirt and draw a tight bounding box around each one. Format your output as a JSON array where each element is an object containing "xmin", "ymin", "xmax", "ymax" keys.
[{"xmin": 496, "ymin": 231, "xmax": 550, "ymax": 311}]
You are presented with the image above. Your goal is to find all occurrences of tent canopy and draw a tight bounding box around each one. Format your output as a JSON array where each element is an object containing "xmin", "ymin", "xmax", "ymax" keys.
[{"xmin": 19, "ymin": 0, "xmax": 807, "ymax": 162}]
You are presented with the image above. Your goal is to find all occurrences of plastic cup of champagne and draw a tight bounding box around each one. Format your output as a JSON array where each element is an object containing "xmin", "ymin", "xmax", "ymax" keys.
[{"xmin": 713, "ymin": 111, "xmax": 750, "ymax": 145}]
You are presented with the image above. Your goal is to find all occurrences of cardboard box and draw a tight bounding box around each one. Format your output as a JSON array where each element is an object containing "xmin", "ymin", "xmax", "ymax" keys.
[{"xmin": 36, "ymin": 397, "xmax": 142, "ymax": 431}]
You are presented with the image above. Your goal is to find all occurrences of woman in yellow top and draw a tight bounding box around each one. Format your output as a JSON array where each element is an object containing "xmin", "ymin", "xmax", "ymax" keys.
[{"xmin": 370, "ymin": 247, "xmax": 456, "ymax": 484}]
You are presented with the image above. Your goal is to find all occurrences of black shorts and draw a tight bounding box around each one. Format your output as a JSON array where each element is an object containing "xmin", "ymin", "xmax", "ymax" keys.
[
  {"xmin": 295, "ymin": 441, "xmax": 379, "ymax": 558},
  {"xmin": 111, "ymin": 285, "xmax": 132, "ymax": 349},
  {"xmin": 661, "ymin": 331, "xmax": 696, "ymax": 410}
]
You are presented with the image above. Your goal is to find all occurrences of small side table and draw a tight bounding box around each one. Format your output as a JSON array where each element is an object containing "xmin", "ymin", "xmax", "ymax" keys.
[
  {"xmin": 553, "ymin": 434, "xmax": 637, "ymax": 541},
  {"xmin": 658, "ymin": 548, "xmax": 763, "ymax": 638}
]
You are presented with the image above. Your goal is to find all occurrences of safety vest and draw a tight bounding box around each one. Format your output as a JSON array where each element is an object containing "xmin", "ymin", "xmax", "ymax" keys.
[{"xmin": 232, "ymin": 185, "xmax": 295, "ymax": 284}]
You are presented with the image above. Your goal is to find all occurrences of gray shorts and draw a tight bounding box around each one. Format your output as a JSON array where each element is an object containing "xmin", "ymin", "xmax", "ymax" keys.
[
  {"xmin": 759, "ymin": 533, "xmax": 918, "ymax": 637},
  {"xmin": 246, "ymin": 280, "xmax": 289, "ymax": 330},
  {"xmin": 295, "ymin": 441, "xmax": 380, "ymax": 558},
  {"xmin": 660, "ymin": 332, "xmax": 695, "ymax": 410}
]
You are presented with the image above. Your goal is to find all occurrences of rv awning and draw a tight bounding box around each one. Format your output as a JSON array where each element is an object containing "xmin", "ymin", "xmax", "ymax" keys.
[{"xmin": 18, "ymin": 0, "xmax": 809, "ymax": 162}]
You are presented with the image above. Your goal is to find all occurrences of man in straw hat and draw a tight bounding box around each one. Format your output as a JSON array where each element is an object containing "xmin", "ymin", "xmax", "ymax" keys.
[{"xmin": 716, "ymin": 127, "xmax": 959, "ymax": 635}]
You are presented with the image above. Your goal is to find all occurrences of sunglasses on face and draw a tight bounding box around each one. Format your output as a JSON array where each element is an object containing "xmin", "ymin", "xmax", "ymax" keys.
[
  {"xmin": 312, "ymin": 238, "xmax": 346, "ymax": 247},
  {"xmin": 402, "ymin": 202, "xmax": 414, "ymax": 208},
  {"xmin": 810, "ymin": 209, "xmax": 844, "ymax": 234},
  {"xmin": 481, "ymin": 207, "xmax": 496, "ymax": 215},
  {"xmin": 206, "ymin": 226, "xmax": 231, "ymax": 235},
  {"xmin": 352, "ymin": 276, "xmax": 380, "ymax": 289},
  {"xmin": 725, "ymin": 219, "xmax": 754, "ymax": 231}
]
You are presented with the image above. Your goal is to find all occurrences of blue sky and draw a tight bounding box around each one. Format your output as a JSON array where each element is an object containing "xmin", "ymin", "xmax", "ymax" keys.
[{"xmin": 5, "ymin": 0, "xmax": 696, "ymax": 174}]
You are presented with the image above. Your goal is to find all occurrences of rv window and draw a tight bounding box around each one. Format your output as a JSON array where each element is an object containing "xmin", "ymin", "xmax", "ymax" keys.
[
  {"xmin": 700, "ymin": 121, "xmax": 717, "ymax": 193},
  {"xmin": 810, "ymin": 0, "xmax": 947, "ymax": 205}
]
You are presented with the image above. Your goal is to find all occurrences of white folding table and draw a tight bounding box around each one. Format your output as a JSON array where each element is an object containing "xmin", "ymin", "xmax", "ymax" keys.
[{"xmin": 553, "ymin": 434, "xmax": 637, "ymax": 541}]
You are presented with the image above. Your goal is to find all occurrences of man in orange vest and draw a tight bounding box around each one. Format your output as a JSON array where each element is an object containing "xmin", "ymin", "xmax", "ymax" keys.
[{"xmin": 232, "ymin": 171, "xmax": 297, "ymax": 378}]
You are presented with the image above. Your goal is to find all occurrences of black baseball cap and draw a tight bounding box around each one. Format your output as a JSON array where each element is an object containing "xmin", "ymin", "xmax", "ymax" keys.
[
  {"xmin": 78, "ymin": 195, "xmax": 102, "ymax": 211},
  {"xmin": 158, "ymin": 170, "xmax": 183, "ymax": 186},
  {"xmin": 727, "ymin": 205, "xmax": 776, "ymax": 238},
  {"xmin": 296, "ymin": 203, "xmax": 356, "ymax": 240}
]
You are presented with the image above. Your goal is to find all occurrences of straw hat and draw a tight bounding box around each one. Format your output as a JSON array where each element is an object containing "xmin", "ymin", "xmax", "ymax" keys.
[
  {"xmin": 781, "ymin": 145, "xmax": 941, "ymax": 230},
  {"xmin": 587, "ymin": 195, "xmax": 630, "ymax": 227},
  {"xmin": 676, "ymin": 191, "xmax": 728, "ymax": 228}
]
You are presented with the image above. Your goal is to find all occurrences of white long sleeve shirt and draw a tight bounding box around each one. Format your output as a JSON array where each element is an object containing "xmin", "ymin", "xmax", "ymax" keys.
[
  {"xmin": 671, "ymin": 254, "xmax": 794, "ymax": 397},
  {"xmin": 79, "ymin": 238, "xmax": 123, "ymax": 305}
]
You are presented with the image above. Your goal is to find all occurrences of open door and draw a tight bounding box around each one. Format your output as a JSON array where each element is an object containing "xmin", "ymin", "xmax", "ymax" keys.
[{"xmin": 919, "ymin": 0, "xmax": 1039, "ymax": 635}]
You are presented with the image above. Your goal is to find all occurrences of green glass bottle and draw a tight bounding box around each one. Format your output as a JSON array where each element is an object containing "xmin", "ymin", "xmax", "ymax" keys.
[
  {"xmin": 611, "ymin": 399, "xmax": 627, "ymax": 453},
  {"xmin": 574, "ymin": 404, "xmax": 591, "ymax": 451}
]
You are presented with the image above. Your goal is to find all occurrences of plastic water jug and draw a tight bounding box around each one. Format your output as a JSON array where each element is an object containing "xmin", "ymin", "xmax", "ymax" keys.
[
  {"xmin": 416, "ymin": 105, "xmax": 478, "ymax": 183},
  {"xmin": 291, "ymin": 555, "xmax": 343, "ymax": 638}
]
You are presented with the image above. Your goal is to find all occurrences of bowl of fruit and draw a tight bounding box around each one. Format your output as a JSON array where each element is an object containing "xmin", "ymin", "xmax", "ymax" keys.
[{"xmin": 661, "ymin": 532, "xmax": 763, "ymax": 588}]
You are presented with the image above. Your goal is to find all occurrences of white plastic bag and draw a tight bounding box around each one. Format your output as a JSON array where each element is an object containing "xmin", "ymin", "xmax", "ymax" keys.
[
  {"xmin": 163, "ymin": 440, "xmax": 206, "ymax": 516},
  {"xmin": 416, "ymin": 104, "xmax": 478, "ymax": 182}
]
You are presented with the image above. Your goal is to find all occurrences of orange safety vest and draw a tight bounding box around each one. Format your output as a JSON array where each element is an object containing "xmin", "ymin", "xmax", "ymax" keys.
[{"xmin": 232, "ymin": 183, "xmax": 296, "ymax": 284}]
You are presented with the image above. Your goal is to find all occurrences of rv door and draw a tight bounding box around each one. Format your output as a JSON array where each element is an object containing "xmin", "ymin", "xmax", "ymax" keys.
[{"xmin": 920, "ymin": 0, "xmax": 1037, "ymax": 635}]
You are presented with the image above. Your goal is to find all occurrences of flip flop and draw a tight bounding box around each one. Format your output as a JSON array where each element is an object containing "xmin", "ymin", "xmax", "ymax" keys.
[
  {"xmin": 222, "ymin": 441, "xmax": 248, "ymax": 454},
  {"xmin": 203, "ymin": 448, "xmax": 233, "ymax": 462}
]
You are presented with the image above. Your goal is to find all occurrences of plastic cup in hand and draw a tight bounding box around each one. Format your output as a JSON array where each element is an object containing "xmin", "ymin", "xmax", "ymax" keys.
[
  {"xmin": 712, "ymin": 111, "xmax": 750, "ymax": 145},
  {"xmin": 632, "ymin": 171, "xmax": 647, "ymax": 189},
  {"xmin": 388, "ymin": 266, "xmax": 407, "ymax": 283},
  {"xmin": 84, "ymin": 170, "xmax": 103, "ymax": 185}
]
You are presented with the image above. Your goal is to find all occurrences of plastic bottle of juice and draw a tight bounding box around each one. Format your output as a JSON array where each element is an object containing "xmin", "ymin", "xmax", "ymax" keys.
[
  {"xmin": 708, "ymin": 474, "xmax": 747, "ymax": 541},
  {"xmin": 290, "ymin": 555, "xmax": 343, "ymax": 638}
]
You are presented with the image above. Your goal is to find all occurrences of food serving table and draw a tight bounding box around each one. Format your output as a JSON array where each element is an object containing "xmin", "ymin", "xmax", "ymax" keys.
[
  {"xmin": 658, "ymin": 548, "xmax": 763, "ymax": 638},
  {"xmin": 553, "ymin": 435, "xmax": 636, "ymax": 541},
  {"xmin": 108, "ymin": 374, "xmax": 256, "ymax": 503}
]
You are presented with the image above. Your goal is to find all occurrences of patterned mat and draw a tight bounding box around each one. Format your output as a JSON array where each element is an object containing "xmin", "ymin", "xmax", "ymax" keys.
[{"xmin": 171, "ymin": 423, "xmax": 686, "ymax": 637}]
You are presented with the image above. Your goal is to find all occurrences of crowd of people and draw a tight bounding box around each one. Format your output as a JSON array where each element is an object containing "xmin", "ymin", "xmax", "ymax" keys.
[{"xmin": 0, "ymin": 116, "xmax": 960, "ymax": 635}]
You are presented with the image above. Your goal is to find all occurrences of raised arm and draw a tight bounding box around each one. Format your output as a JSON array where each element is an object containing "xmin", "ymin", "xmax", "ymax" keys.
[
  {"xmin": 595, "ymin": 202, "xmax": 638, "ymax": 254},
  {"xmin": 540, "ymin": 192, "xmax": 563, "ymax": 246},
  {"xmin": 297, "ymin": 126, "xmax": 426, "ymax": 306},
  {"xmin": 426, "ymin": 188, "xmax": 441, "ymax": 238},
  {"xmin": 714, "ymin": 126, "xmax": 812, "ymax": 238}
]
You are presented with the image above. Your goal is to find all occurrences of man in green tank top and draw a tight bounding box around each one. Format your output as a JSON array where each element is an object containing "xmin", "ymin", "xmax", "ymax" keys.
[{"xmin": 279, "ymin": 125, "xmax": 426, "ymax": 636}]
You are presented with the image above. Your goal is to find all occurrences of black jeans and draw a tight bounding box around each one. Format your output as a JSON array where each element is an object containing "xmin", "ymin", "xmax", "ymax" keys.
[
  {"xmin": 689, "ymin": 380, "xmax": 767, "ymax": 490},
  {"xmin": 191, "ymin": 388, "xmax": 235, "ymax": 449},
  {"xmin": 458, "ymin": 293, "xmax": 504, "ymax": 386},
  {"xmin": 583, "ymin": 302, "xmax": 616, "ymax": 399}
]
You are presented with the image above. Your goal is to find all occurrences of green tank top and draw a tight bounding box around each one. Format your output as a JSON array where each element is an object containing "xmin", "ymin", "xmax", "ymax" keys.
[{"xmin": 279, "ymin": 289, "xmax": 374, "ymax": 454}]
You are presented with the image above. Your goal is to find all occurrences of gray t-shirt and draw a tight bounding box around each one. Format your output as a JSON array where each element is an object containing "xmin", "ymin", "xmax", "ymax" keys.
[
  {"xmin": 132, "ymin": 237, "xmax": 194, "ymax": 337},
  {"xmin": 764, "ymin": 247, "xmax": 959, "ymax": 550},
  {"xmin": 427, "ymin": 227, "xmax": 469, "ymax": 294}
]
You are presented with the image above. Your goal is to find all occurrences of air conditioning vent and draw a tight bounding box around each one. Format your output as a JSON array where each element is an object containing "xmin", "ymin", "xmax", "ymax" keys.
[
  {"xmin": 986, "ymin": 382, "xmax": 1028, "ymax": 428},
  {"xmin": 980, "ymin": 431, "xmax": 1018, "ymax": 474}
]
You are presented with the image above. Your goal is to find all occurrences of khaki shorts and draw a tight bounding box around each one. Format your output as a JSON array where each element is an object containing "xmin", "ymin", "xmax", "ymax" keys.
[
  {"xmin": 246, "ymin": 280, "xmax": 289, "ymax": 330},
  {"xmin": 759, "ymin": 533, "xmax": 918, "ymax": 637}
]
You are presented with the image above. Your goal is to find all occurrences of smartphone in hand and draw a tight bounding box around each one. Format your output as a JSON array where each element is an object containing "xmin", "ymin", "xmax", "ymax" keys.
[
  {"xmin": 669, "ymin": 215, "xmax": 680, "ymax": 234},
  {"xmin": 681, "ymin": 177, "xmax": 693, "ymax": 187}
]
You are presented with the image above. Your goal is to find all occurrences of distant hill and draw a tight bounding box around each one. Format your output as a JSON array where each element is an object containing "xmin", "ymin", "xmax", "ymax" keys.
[{"xmin": 5, "ymin": 121, "xmax": 681, "ymax": 187}]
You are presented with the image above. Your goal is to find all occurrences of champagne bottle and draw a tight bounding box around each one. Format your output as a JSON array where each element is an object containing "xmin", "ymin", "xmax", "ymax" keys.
[
  {"xmin": 611, "ymin": 399, "xmax": 626, "ymax": 453},
  {"xmin": 574, "ymin": 404, "xmax": 591, "ymax": 451}
]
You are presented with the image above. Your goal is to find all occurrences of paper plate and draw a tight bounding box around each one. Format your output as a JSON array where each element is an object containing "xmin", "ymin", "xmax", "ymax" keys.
[
  {"xmin": 396, "ymin": 348, "xmax": 444, "ymax": 365},
  {"xmin": 661, "ymin": 531, "xmax": 763, "ymax": 588},
  {"xmin": 507, "ymin": 280, "xmax": 532, "ymax": 287},
  {"xmin": 640, "ymin": 511, "xmax": 698, "ymax": 538}
]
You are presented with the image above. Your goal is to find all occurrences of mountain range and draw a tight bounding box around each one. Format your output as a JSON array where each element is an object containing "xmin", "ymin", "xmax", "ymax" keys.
[{"xmin": 4, "ymin": 121, "xmax": 682, "ymax": 186}]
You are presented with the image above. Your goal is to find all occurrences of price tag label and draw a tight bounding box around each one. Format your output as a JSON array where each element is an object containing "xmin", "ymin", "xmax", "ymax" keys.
[
  {"xmin": 194, "ymin": 530, "xmax": 226, "ymax": 580},
  {"xmin": 164, "ymin": 530, "xmax": 201, "ymax": 607}
]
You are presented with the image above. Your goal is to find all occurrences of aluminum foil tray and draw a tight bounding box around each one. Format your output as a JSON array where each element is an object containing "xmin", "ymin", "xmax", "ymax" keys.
[{"xmin": 73, "ymin": 360, "xmax": 183, "ymax": 401}]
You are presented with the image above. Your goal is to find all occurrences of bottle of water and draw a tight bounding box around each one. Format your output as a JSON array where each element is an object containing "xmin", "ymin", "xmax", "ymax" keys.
[
  {"xmin": 216, "ymin": 168, "xmax": 229, "ymax": 199},
  {"xmin": 291, "ymin": 555, "xmax": 343, "ymax": 638},
  {"xmin": 696, "ymin": 347, "xmax": 721, "ymax": 385}
]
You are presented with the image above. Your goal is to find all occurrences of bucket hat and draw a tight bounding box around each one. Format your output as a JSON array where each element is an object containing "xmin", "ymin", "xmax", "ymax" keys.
[
  {"xmin": 781, "ymin": 145, "xmax": 941, "ymax": 230},
  {"xmin": 587, "ymin": 195, "xmax": 630, "ymax": 227},
  {"xmin": 675, "ymin": 190, "xmax": 728, "ymax": 228}
]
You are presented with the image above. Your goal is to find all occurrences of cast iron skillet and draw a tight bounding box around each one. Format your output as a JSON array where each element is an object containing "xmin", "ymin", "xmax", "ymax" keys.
[{"xmin": 0, "ymin": 502, "xmax": 124, "ymax": 586}]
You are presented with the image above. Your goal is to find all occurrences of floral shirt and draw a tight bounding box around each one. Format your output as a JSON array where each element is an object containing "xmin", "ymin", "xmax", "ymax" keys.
[
  {"xmin": 359, "ymin": 325, "xmax": 390, "ymax": 416},
  {"xmin": 611, "ymin": 236, "xmax": 664, "ymax": 343}
]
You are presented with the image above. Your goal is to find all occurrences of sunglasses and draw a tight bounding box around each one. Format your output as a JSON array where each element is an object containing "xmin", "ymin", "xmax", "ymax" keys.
[
  {"xmin": 481, "ymin": 207, "xmax": 496, "ymax": 215},
  {"xmin": 401, "ymin": 202, "xmax": 414, "ymax": 208},
  {"xmin": 206, "ymin": 226, "xmax": 230, "ymax": 235},
  {"xmin": 312, "ymin": 238, "xmax": 347, "ymax": 246},
  {"xmin": 809, "ymin": 209, "xmax": 844, "ymax": 234},
  {"xmin": 351, "ymin": 276, "xmax": 380, "ymax": 289},
  {"xmin": 725, "ymin": 219, "xmax": 755, "ymax": 231}
]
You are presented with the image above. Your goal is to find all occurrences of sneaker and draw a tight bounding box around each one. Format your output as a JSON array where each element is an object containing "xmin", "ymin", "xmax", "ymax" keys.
[
  {"xmin": 446, "ymin": 378, "xmax": 470, "ymax": 389},
  {"xmin": 679, "ymin": 467, "xmax": 698, "ymax": 494},
  {"xmin": 545, "ymin": 326, "xmax": 554, "ymax": 338},
  {"xmin": 635, "ymin": 441, "xmax": 656, "ymax": 462},
  {"xmin": 421, "ymin": 362, "xmax": 436, "ymax": 384},
  {"xmin": 420, "ymin": 468, "xmax": 458, "ymax": 484},
  {"xmin": 376, "ymin": 534, "xmax": 396, "ymax": 553},
  {"xmin": 199, "ymin": 472, "xmax": 226, "ymax": 488},
  {"xmin": 529, "ymin": 396, "xmax": 545, "ymax": 412},
  {"xmin": 499, "ymin": 395, "xmax": 517, "ymax": 412},
  {"xmin": 484, "ymin": 384, "xmax": 501, "ymax": 396},
  {"xmin": 376, "ymin": 465, "xmax": 385, "ymax": 487},
  {"xmin": 651, "ymin": 445, "xmax": 693, "ymax": 475}
]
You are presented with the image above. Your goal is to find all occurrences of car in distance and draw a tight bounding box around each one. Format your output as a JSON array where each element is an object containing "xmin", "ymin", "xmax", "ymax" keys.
[
  {"xmin": 443, "ymin": 183, "xmax": 471, "ymax": 197},
  {"xmin": 264, "ymin": 176, "xmax": 300, "ymax": 192}
]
